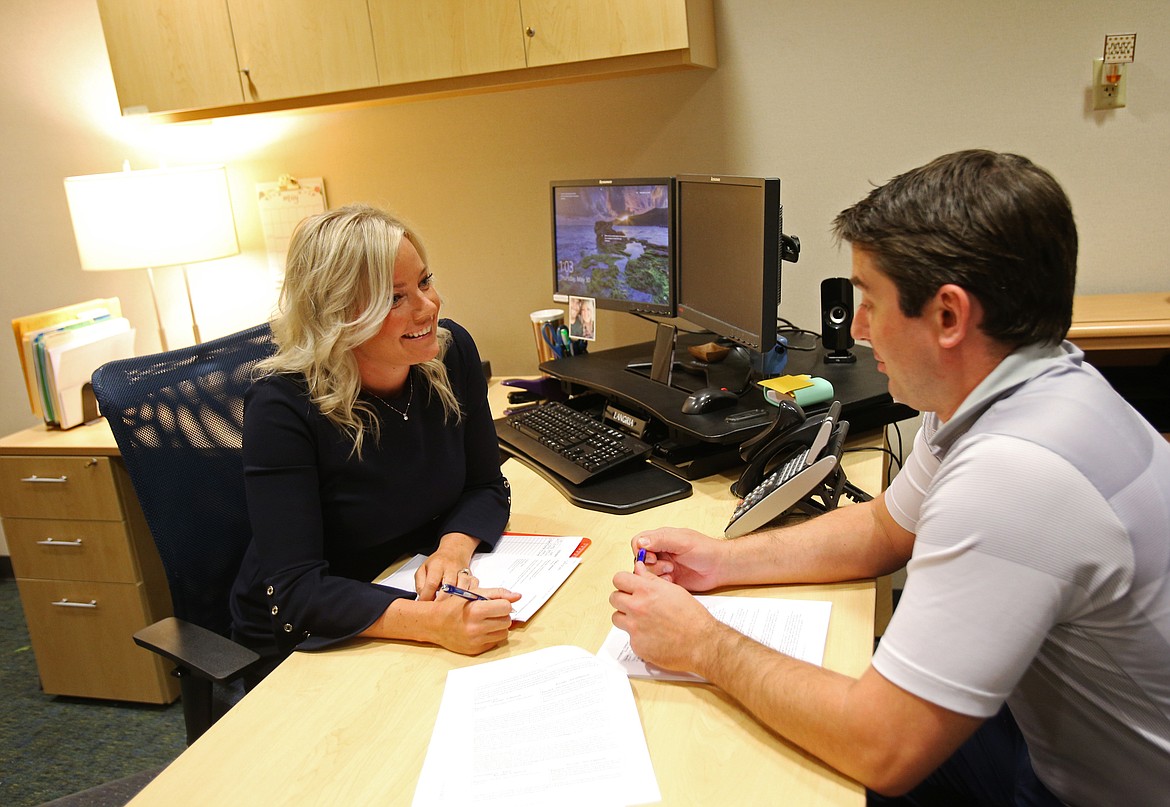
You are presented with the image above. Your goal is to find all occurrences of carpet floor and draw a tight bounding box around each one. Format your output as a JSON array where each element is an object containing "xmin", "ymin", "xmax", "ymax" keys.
[{"xmin": 0, "ymin": 577, "xmax": 186, "ymax": 806}]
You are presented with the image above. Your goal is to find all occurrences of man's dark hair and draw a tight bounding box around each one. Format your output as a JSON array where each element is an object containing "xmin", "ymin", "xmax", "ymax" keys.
[{"xmin": 832, "ymin": 150, "xmax": 1077, "ymax": 347}]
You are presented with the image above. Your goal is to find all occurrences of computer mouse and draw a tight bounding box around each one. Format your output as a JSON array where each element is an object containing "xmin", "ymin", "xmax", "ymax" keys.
[{"xmin": 681, "ymin": 387, "xmax": 739, "ymax": 415}]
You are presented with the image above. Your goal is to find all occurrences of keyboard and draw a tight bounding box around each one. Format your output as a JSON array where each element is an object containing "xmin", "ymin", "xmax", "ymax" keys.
[{"xmin": 497, "ymin": 401, "xmax": 652, "ymax": 485}]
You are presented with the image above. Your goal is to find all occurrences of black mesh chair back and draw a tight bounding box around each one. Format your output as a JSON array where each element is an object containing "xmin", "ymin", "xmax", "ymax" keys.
[{"xmin": 90, "ymin": 323, "xmax": 275, "ymax": 638}]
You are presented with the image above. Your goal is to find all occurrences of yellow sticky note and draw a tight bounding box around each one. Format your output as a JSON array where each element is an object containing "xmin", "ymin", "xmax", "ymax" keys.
[{"xmin": 759, "ymin": 374, "xmax": 814, "ymax": 395}]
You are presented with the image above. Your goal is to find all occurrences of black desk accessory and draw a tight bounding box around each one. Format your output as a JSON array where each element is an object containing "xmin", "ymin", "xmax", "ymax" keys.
[
  {"xmin": 540, "ymin": 330, "xmax": 914, "ymax": 445},
  {"xmin": 497, "ymin": 441, "xmax": 692, "ymax": 514}
]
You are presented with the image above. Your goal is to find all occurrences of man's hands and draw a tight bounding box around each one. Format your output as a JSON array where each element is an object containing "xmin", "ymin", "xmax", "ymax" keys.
[
  {"xmin": 629, "ymin": 527, "xmax": 729, "ymax": 592},
  {"xmin": 610, "ymin": 564, "xmax": 721, "ymax": 676}
]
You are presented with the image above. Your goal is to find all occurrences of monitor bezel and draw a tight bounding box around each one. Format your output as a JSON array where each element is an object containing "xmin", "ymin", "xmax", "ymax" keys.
[
  {"xmin": 550, "ymin": 176, "xmax": 677, "ymax": 318},
  {"xmin": 674, "ymin": 174, "xmax": 781, "ymax": 352}
]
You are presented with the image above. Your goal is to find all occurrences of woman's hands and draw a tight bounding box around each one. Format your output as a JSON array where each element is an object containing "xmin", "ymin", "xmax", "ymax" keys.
[
  {"xmin": 378, "ymin": 532, "xmax": 521, "ymax": 655},
  {"xmin": 416, "ymin": 532, "xmax": 480, "ymax": 600},
  {"xmin": 431, "ymin": 580, "xmax": 521, "ymax": 655}
]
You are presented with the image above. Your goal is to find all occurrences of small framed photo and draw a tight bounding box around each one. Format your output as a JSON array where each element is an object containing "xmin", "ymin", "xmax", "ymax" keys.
[{"xmin": 567, "ymin": 295, "xmax": 597, "ymax": 341}]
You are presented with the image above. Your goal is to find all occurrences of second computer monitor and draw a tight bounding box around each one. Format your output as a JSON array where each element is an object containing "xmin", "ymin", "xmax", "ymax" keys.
[
  {"xmin": 550, "ymin": 177, "xmax": 675, "ymax": 317},
  {"xmin": 674, "ymin": 174, "xmax": 782, "ymax": 352}
]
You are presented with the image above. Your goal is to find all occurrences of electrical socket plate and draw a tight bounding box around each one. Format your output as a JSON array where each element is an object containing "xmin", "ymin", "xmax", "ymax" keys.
[{"xmin": 1093, "ymin": 58, "xmax": 1127, "ymax": 110}]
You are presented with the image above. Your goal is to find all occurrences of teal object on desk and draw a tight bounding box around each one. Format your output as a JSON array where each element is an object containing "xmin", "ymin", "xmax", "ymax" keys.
[{"xmin": 764, "ymin": 377, "xmax": 834, "ymax": 408}]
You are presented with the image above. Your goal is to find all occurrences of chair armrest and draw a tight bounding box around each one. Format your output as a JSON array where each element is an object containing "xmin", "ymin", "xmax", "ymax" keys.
[{"xmin": 134, "ymin": 617, "xmax": 260, "ymax": 683}]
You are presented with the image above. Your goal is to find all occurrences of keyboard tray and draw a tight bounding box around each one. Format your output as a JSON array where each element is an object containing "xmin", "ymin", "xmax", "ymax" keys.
[{"xmin": 497, "ymin": 440, "xmax": 692, "ymax": 514}]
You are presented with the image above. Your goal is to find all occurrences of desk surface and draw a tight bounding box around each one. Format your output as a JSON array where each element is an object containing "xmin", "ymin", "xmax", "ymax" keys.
[
  {"xmin": 1068, "ymin": 291, "xmax": 1170, "ymax": 352},
  {"xmin": 113, "ymin": 380, "xmax": 878, "ymax": 806}
]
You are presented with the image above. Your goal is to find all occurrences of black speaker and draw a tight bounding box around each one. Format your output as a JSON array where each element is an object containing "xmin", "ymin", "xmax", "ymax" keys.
[{"xmin": 821, "ymin": 277, "xmax": 856, "ymax": 363}]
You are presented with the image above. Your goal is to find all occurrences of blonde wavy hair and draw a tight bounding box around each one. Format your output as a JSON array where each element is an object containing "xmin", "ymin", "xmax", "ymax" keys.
[{"xmin": 256, "ymin": 204, "xmax": 461, "ymax": 457}]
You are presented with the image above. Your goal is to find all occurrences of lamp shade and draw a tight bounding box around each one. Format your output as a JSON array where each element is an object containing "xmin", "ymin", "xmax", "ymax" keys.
[{"xmin": 64, "ymin": 164, "xmax": 239, "ymax": 271}]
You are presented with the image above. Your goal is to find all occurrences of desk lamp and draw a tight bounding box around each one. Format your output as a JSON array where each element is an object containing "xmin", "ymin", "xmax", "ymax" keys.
[{"xmin": 64, "ymin": 163, "xmax": 239, "ymax": 350}]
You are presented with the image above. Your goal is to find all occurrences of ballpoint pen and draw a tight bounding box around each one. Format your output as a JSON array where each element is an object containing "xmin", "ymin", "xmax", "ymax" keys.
[
  {"xmin": 542, "ymin": 324, "xmax": 564, "ymax": 358},
  {"xmin": 440, "ymin": 582, "xmax": 517, "ymax": 615},
  {"xmin": 439, "ymin": 582, "xmax": 489, "ymax": 602},
  {"xmin": 558, "ymin": 326, "xmax": 574, "ymax": 356},
  {"xmin": 635, "ymin": 547, "xmax": 646, "ymax": 569}
]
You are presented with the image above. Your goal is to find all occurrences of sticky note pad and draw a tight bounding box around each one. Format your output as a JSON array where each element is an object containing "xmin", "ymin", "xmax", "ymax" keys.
[
  {"xmin": 764, "ymin": 377, "xmax": 835, "ymax": 407},
  {"xmin": 759, "ymin": 374, "xmax": 814, "ymax": 395}
]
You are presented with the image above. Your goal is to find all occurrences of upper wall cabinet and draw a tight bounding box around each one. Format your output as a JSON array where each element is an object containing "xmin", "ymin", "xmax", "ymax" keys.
[
  {"xmin": 521, "ymin": 0, "xmax": 697, "ymax": 67},
  {"xmin": 227, "ymin": 0, "xmax": 380, "ymax": 102},
  {"xmin": 369, "ymin": 1, "xmax": 528, "ymax": 85},
  {"xmin": 97, "ymin": 0, "xmax": 243, "ymax": 114},
  {"xmin": 96, "ymin": 0, "xmax": 716, "ymax": 120},
  {"xmin": 98, "ymin": 0, "xmax": 379, "ymax": 114}
]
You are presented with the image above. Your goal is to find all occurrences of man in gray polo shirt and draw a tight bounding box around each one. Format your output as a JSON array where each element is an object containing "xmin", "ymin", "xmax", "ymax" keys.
[{"xmin": 611, "ymin": 150, "xmax": 1170, "ymax": 805}]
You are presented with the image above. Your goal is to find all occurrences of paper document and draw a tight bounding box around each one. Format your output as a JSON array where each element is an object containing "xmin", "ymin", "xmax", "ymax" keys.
[
  {"xmin": 376, "ymin": 534, "xmax": 587, "ymax": 622},
  {"xmin": 412, "ymin": 645, "xmax": 660, "ymax": 807},
  {"xmin": 600, "ymin": 595, "xmax": 832, "ymax": 682}
]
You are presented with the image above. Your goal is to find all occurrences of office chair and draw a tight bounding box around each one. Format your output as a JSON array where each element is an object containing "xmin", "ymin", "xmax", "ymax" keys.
[{"xmin": 90, "ymin": 323, "xmax": 275, "ymax": 745}]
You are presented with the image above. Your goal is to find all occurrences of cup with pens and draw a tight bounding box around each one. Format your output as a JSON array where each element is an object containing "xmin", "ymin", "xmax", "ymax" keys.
[{"xmin": 530, "ymin": 308, "xmax": 585, "ymax": 367}]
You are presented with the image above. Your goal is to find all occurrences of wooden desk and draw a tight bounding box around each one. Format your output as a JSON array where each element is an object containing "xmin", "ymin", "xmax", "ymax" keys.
[
  {"xmin": 1069, "ymin": 291, "xmax": 1170, "ymax": 354},
  {"xmin": 123, "ymin": 383, "xmax": 879, "ymax": 806}
]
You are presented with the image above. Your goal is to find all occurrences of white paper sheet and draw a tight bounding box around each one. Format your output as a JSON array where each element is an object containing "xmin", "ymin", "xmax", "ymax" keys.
[
  {"xmin": 376, "ymin": 534, "xmax": 586, "ymax": 622},
  {"xmin": 600, "ymin": 595, "xmax": 833, "ymax": 682},
  {"xmin": 412, "ymin": 645, "xmax": 660, "ymax": 807}
]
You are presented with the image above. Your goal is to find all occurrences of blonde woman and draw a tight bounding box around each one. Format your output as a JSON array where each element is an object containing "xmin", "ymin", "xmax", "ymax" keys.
[{"xmin": 230, "ymin": 204, "xmax": 516, "ymax": 682}]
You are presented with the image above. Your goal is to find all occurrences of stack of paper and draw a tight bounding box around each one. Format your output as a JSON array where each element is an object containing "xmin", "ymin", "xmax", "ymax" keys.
[
  {"xmin": 413, "ymin": 645, "xmax": 660, "ymax": 807},
  {"xmin": 599, "ymin": 595, "xmax": 833, "ymax": 682},
  {"xmin": 12, "ymin": 299, "xmax": 135, "ymax": 429},
  {"xmin": 377, "ymin": 533, "xmax": 588, "ymax": 622}
]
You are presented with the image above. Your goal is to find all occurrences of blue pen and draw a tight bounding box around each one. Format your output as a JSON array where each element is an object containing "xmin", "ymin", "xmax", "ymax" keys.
[
  {"xmin": 440, "ymin": 582, "xmax": 489, "ymax": 602},
  {"xmin": 441, "ymin": 582, "xmax": 517, "ymax": 615},
  {"xmin": 635, "ymin": 547, "xmax": 646, "ymax": 569},
  {"xmin": 542, "ymin": 324, "xmax": 564, "ymax": 359}
]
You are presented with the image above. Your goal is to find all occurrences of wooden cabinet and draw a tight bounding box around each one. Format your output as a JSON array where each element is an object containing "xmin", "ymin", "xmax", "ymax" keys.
[
  {"xmin": 520, "ymin": 0, "xmax": 701, "ymax": 67},
  {"xmin": 0, "ymin": 442, "xmax": 179, "ymax": 704},
  {"xmin": 96, "ymin": 0, "xmax": 243, "ymax": 114},
  {"xmin": 368, "ymin": 1, "xmax": 528, "ymax": 85},
  {"xmin": 96, "ymin": 0, "xmax": 716, "ymax": 120},
  {"xmin": 98, "ymin": 0, "xmax": 380, "ymax": 114},
  {"xmin": 227, "ymin": 0, "xmax": 380, "ymax": 102}
]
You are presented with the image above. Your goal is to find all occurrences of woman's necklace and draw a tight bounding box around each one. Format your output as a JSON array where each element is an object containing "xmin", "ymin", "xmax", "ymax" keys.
[{"xmin": 367, "ymin": 370, "xmax": 413, "ymax": 421}]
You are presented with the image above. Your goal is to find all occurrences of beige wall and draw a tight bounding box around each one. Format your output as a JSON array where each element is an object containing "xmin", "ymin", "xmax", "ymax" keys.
[{"xmin": 1, "ymin": 1, "xmax": 1167, "ymax": 447}]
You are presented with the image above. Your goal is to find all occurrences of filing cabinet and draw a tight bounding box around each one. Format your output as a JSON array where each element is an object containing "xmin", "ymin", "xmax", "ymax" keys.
[{"xmin": 0, "ymin": 429, "xmax": 179, "ymax": 704}]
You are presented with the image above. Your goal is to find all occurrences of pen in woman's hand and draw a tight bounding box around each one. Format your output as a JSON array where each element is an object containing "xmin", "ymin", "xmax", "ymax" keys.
[
  {"xmin": 439, "ymin": 582, "xmax": 489, "ymax": 602},
  {"xmin": 634, "ymin": 547, "xmax": 646, "ymax": 570}
]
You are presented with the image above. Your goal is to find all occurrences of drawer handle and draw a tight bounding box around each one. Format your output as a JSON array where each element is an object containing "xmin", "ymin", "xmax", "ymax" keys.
[
  {"xmin": 37, "ymin": 538, "xmax": 84, "ymax": 547},
  {"xmin": 20, "ymin": 474, "xmax": 68, "ymax": 484},
  {"xmin": 51, "ymin": 598, "xmax": 98, "ymax": 609}
]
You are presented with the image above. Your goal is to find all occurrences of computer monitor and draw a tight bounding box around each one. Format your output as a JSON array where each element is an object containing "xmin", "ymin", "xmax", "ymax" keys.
[
  {"xmin": 550, "ymin": 177, "xmax": 675, "ymax": 317},
  {"xmin": 675, "ymin": 174, "xmax": 794, "ymax": 352}
]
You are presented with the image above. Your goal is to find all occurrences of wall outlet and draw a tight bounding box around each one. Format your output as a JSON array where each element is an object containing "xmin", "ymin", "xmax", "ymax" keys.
[{"xmin": 1093, "ymin": 58, "xmax": 1126, "ymax": 110}]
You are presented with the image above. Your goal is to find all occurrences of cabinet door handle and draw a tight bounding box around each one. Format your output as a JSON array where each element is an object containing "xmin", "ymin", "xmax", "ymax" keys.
[
  {"xmin": 36, "ymin": 538, "xmax": 84, "ymax": 547},
  {"xmin": 526, "ymin": 26, "xmax": 536, "ymax": 37},
  {"xmin": 51, "ymin": 598, "xmax": 98, "ymax": 609},
  {"xmin": 20, "ymin": 474, "xmax": 68, "ymax": 484}
]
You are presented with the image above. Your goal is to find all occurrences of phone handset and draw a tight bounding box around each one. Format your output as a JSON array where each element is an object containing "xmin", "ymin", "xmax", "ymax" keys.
[
  {"xmin": 725, "ymin": 416, "xmax": 850, "ymax": 538},
  {"xmin": 731, "ymin": 400, "xmax": 842, "ymax": 498}
]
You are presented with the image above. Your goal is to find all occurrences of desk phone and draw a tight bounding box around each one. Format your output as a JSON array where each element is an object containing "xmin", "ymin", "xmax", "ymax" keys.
[{"xmin": 724, "ymin": 400, "xmax": 850, "ymax": 538}]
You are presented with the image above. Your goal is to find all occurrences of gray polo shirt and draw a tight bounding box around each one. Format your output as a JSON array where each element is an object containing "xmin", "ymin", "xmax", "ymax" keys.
[{"xmin": 874, "ymin": 341, "xmax": 1170, "ymax": 804}]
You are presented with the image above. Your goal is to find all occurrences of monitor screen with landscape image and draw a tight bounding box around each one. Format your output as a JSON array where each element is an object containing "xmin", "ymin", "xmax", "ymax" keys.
[{"xmin": 550, "ymin": 177, "xmax": 675, "ymax": 317}]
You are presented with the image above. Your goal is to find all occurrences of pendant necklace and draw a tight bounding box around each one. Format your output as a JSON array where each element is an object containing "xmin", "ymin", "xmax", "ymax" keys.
[{"xmin": 367, "ymin": 370, "xmax": 413, "ymax": 421}]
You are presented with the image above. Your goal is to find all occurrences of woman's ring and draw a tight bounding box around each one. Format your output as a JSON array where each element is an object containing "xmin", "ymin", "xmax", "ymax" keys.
[{"xmin": 459, "ymin": 568, "xmax": 472, "ymax": 577}]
